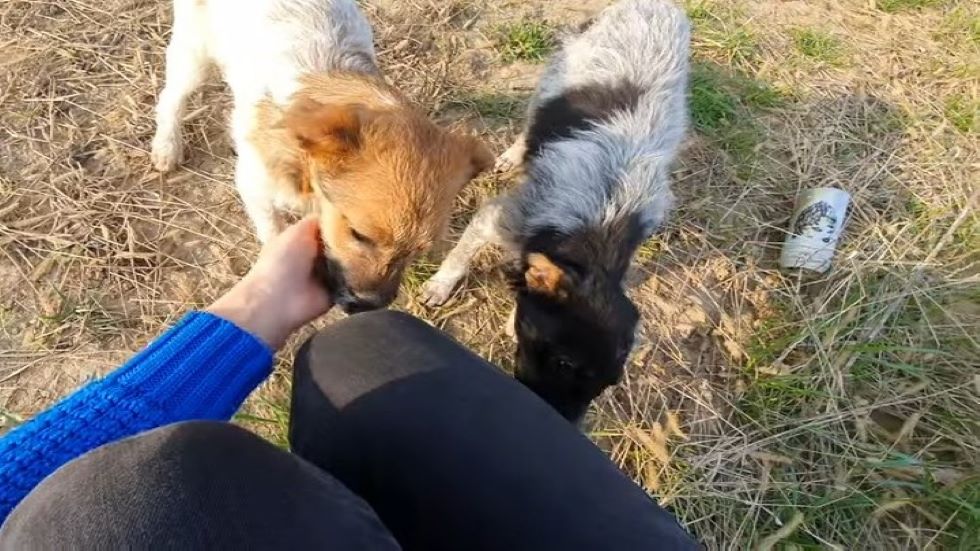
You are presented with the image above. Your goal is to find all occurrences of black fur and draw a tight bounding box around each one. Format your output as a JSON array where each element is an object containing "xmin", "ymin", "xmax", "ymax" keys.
[
  {"xmin": 524, "ymin": 81, "xmax": 643, "ymax": 161},
  {"xmin": 313, "ymin": 253, "xmax": 379, "ymax": 314},
  {"xmin": 510, "ymin": 220, "xmax": 645, "ymax": 422},
  {"xmin": 522, "ymin": 216, "xmax": 647, "ymax": 282},
  {"xmin": 313, "ymin": 253, "xmax": 344, "ymax": 298}
]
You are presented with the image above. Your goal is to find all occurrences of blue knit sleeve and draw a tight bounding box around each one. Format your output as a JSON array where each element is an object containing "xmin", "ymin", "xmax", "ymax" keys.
[{"xmin": 0, "ymin": 311, "xmax": 273, "ymax": 523}]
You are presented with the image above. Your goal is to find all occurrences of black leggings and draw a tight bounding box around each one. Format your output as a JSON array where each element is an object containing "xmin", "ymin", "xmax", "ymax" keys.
[{"xmin": 1, "ymin": 311, "xmax": 698, "ymax": 550}]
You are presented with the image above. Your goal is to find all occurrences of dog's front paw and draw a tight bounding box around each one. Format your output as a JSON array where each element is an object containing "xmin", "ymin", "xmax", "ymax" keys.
[
  {"xmin": 493, "ymin": 153, "xmax": 520, "ymax": 174},
  {"xmin": 420, "ymin": 277, "xmax": 458, "ymax": 307},
  {"xmin": 505, "ymin": 306, "xmax": 518, "ymax": 343},
  {"xmin": 494, "ymin": 138, "xmax": 526, "ymax": 174},
  {"xmin": 150, "ymin": 134, "xmax": 183, "ymax": 172}
]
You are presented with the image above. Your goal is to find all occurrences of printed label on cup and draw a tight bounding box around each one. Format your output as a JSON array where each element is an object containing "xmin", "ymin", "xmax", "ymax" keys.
[{"xmin": 780, "ymin": 187, "xmax": 851, "ymax": 273}]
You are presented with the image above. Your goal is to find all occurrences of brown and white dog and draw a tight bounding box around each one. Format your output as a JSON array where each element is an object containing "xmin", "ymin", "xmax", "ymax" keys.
[{"xmin": 151, "ymin": 0, "xmax": 492, "ymax": 312}]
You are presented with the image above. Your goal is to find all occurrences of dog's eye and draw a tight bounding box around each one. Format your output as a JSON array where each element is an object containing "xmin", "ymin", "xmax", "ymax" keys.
[{"xmin": 349, "ymin": 227, "xmax": 373, "ymax": 246}]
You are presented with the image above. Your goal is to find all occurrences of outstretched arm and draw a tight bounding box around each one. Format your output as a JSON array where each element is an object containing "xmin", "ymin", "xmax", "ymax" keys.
[{"xmin": 0, "ymin": 217, "xmax": 332, "ymax": 523}]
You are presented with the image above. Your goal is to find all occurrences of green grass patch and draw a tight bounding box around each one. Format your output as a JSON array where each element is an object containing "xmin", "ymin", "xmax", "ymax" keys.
[
  {"xmin": 944, "ymin": 94, "xmax": 978, "ymax": 133},
  {"xmin": 942, "ymin": 7, "xmax": 980, "ymax": 46},
  {"xmin": 235, "ymin": 399, "xmax": 291, "ymax": 449},
  {"xmin": 705, "ymin": 28, "xmax": 757, "ymax": 66},
  {"xmin": 445, "ymin": 92, "xmax": 526, "ymax": 121},
  {"xmin": 0, "ymin": 410, "xmax": 24, "ymax": 431},
  {"xmin": 402, "ymin": 260, "xmax": 440, "ymax": 294},
  {"xmin": 495, "ymin": 20, "xmax": 556, "ymax": 63},
  {"xmin": 734, "ymin": 366, "xmax": 978, "ymax": 548},
  {"xmin": 739, "ymin": 374, "xmax": 829, "ymax": 425},
  {"xmin": 685, "ymin": 2, "xmax": 713, "ymax": 24},
  {"xmin": 792, "ymin": 28, "xmax": 846, "ymax": 64},
  {"xmin": 684, "ymin": 1, "xmax": 743, "ymax": 27},
  {"xmin": 690, "ymin": 69, "xmax": 738, "ymax": 130},
  {"xmin": 685, "ymin": 2, "xmax": 758, "ymax": 66},
  {"xmin": 877, "ymin": 0, "xmax": 947, "ymax": 13},
  {"xmin": 929, "ymin": 477, "xmax": 980, "ymax": 548},
  {"xmin": 634, "ymin": 236, "xmax": 665, "ymax": 266},
  {"xmin": 750, "ymin": 488, "xmax": 880, "ymax": 549},
  {"xmin": 953, "ymin": 216, "xmax": 979, "ymax": 253},
  {"xmin": 689, "ymin": 63, "xmax": 786, "ymax": 170},
  {"xmin": 849, "ymin": 341, "xmax": 936, "ymax": 383},
  {"xmin": 689, "ymin": 65, "xmax": 786, "ymax": 128},
  {"xmin": 733, "ymin": 290, "xmax": 978, "ymax": 547},
  {"xmin": 738, "ymin": 306, "xmax": 818, "ymax": 425},
  {"xmin": 903, "ymin": 193, "xmax": 979, "ymax": 256},
  {"xmin": 739, "ymin": 80, "xmax": 786, "ymax": 110},
  {"xmin": 743, "ymin": 318, "xmax": 799, "ymax": 374}
]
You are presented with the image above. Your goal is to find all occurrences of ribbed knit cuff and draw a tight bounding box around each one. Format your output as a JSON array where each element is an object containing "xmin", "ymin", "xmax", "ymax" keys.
[{"xmin": 106, "ymin": 311, "xmax": 274, "ymax": 420}]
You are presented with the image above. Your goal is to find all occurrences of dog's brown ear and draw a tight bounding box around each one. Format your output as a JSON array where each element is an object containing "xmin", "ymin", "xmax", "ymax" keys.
[
  {"xmin": 468, "ymin": 137, "xmax": 495, "ymax": 176},
  {"xmin": 284, "ymin": 99, "xmax": 367, "ymax": 162},
  {"xmin": 525, "ymin": 253, "xmax": 569, "ymax": 299}
]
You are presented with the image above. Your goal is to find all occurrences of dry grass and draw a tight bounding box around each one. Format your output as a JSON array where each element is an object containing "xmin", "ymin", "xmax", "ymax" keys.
[{"xmin": 1, "ymin": 0, "xmax": 978, "ymax": 548}]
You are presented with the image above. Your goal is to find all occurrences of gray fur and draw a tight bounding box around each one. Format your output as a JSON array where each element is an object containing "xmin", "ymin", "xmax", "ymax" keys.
[
  {"xmin": 422, "ymin": 0, "xmax": 690, "ymax": 307},
  {"xmin": 503, "ymin": 0, "xmax": 690, "ymax": 243}
]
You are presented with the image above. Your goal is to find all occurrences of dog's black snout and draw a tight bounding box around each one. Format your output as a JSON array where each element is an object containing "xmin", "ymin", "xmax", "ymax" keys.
[
  {"xmin": 338, "ymin": 291, "xmax": 396, "ymax": 314},
  {"xmin": 341, "ymin": 300, "xmax": 379, "ymax": 314},
  {"xmin": 350, "ymin": 289, "xmax": 397, "ymax": 312}
]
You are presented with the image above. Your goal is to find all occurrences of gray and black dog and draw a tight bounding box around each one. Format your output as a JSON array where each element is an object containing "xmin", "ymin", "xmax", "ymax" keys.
[{"xmin": 423, "ymin": 0, "xmax": 691, "ymax": 422}]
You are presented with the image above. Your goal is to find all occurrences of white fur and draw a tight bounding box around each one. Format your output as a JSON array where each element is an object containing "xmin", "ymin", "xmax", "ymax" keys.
[
  {"xmin": 151, "ymin": 0, "xmax": 376, "ymax": 241},
  {"xmin": 421, "ymin": 197, "xmax": 507, "ymax": 305},
  {"xmin": 423, "ymin": 0, "xmax": 690, "ymax": 305},
  {"xmin": 493, "ymin": 134, "xmax": 527, "ymax": 174}
]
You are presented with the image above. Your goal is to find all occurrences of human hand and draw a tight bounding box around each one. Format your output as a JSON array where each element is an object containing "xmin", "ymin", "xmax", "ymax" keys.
[{"xmin": 208, "ymin": 216, "xmax": 333, "ymax": 349}]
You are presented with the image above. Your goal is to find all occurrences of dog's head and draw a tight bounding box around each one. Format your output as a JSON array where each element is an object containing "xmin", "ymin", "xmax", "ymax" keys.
[
  {"xmin": 508, "ymin": 251, "xmax": 639, "ymax": 422},
  {"xmin": 284, "ymin": 98, "xmax": 492, "ymax": 312}
]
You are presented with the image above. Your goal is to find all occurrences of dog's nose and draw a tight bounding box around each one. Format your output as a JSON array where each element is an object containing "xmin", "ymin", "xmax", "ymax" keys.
[
  {"xmin": 339, "ymin": 291, "xmax": 396, "ymax": 314},
  {"xmin": 342, "ymin": 300, "xmax": 379, "ymax": 314}
]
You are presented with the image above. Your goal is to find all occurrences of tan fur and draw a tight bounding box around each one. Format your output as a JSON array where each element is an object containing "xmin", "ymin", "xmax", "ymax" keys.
[
  {"xmin": 526, "ymin": 253, "xmax": 567, "ymax": 300},
  {"xmin": 250, "ymin": 72, "xmax": 493, "ymax": 303}
]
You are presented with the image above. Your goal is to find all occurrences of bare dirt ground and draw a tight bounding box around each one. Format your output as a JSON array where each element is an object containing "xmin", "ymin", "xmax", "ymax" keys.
[{"xmin": 1, "ymin": 0, "xmax": 977, "ymax": 548}]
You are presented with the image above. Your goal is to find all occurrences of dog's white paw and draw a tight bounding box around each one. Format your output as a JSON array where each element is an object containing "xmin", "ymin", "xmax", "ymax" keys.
[
  {"xmin": 493, "ymin": 153, "xmax": 520, "ymax": 174},
  {"xmin": 494, "ymin": 138, "xmax": 526, "ymax": 174},
  {"xmin": 505, "ymin": 306, "xmax": 518, "ymax": 343},
  {"xmin": 420, "ymin": 277, "xmax": 457, "ymax": 307},
  {"xmin": 151, "ymin": 134, "xmax": 183, "ymax": 172}
]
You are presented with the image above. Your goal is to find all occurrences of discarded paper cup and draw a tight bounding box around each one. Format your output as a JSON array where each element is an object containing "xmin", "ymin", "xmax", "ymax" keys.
[{"xmin": 780, "ymin": 187, "xmax": 850, "ymax": 273}]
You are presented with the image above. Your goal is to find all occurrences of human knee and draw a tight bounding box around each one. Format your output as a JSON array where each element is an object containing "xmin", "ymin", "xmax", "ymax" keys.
[
  {"xmin": 311, "ymin": 310, "xmax": 432, "ymax": 344},
  {"xmin": 54, "ymin": 421, "xmax": 265, "ymax": 482},
  {"xmin": 2, "ymin": 423, "xmax": 253, "ymax": 536},
  {"xmin": 133, "ymin": 421, "xmax": 264, "ymax": 467}
]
